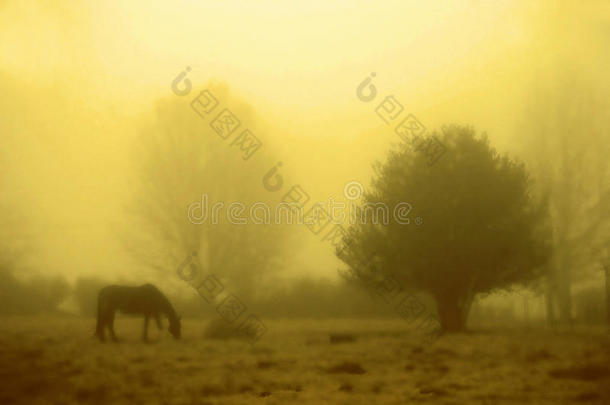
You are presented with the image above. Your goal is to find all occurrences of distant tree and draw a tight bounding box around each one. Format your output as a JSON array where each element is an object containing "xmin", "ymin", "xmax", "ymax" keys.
[
  {"xmin": 0, "ymin": 267, "xmax": 23, "ymax": 314},
  {"xmin": 124, "ymin": 82, "xmax": 290, "ymax": 299},
  {"xmin": 27, "ymin": 275, "xmax": 70, "ymax": 313},
  {"xmin": 573, "ymin": 285, "xmax": 605, "ymax": 325},
  {"xmin": 516, "ymin": 2, "xmax": 610, "ymax": 327},
  {"xmin": 337, "ymin": 125, "xmax": 552, "ymax": 332},
  {"xmin": 0, "ymin": 269, "xmax": 69, "ymax": 315},
  {"xmin": 73, "ymin": 276, "xmax": 107, "ymax": 316}
]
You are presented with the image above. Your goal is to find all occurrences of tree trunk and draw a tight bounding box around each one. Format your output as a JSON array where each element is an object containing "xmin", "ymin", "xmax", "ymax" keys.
[
  {"xmin": 550, "ymin": 248, "xmax": 573, "ymax": 328},
  {"xmin": 557, "ymin": 268, "xmax": 573, "ymax": 328},
  {"xmin": 545, "ymin": 275, "xmax": 557, "ymax": 327},
  {"xmin": 435, "ymin": 290, "xmax": 473, "ymax": 332},
  {"xmin": 523, "ymin": 295, "xmax": 529, "ymax": 327},
  {"xmin": 545, "ymin": 290, "xmax": 556, "ymax": 327},
  {"xmin": 604, "ymin": 250, "xmax": 610, "ymax": 329}
]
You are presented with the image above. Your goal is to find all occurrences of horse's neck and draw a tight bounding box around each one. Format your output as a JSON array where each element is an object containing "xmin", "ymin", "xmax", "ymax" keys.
[{"xmin": 160, "ymin": 296, "xmax": 178, "ymax": 322}]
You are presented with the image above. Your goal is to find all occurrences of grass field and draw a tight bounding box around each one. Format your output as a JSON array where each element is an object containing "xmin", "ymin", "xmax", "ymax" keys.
[{"xmin": 1, "ymin": 316, "xmax": 609, "ymax": 404}]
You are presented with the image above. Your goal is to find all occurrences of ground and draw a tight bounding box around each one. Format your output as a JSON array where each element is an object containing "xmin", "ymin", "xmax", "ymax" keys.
[{"xmin": 1, "ymin": 316, "xmax": 609, "ymax": 404}]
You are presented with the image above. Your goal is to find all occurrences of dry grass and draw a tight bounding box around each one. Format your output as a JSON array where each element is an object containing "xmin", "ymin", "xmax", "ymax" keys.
[{"xmin": 1, "ymin": 316, "xmax": 609, "ymax": 404}]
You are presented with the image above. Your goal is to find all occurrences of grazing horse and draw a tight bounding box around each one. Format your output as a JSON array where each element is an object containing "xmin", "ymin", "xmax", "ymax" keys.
[{"xmin": 96, "ymin": 283, "xmax": 181, "ymax": 342}]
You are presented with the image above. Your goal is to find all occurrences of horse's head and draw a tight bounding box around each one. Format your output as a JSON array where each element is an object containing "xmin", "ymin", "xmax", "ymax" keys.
[{"xmin": 169, "ymin": 316, "xmax": 181, "ymax": 339}]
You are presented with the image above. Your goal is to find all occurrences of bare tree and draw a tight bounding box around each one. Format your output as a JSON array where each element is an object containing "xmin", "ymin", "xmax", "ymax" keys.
[
  {"xmin": 520, "ymin": 67, "xmax": 610, "ymax": 326},
  {"xmin": 516, "ymin": 2, "xmax": 610, "ymax": 327},
  {"xmin": 124, "ymin": 83, "xmax": 290, "ymax": 298}
]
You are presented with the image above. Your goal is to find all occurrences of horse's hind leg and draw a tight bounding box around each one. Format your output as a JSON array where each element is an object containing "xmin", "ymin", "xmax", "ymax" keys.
[
  {"xmin": 108, "ymin": 311, "xmax": 119, "ymax": 342},
  {"xmin": 155, "ymin": 314, "xmax": 162, "ymax": 330},
  {"xmin": 142, "ymin": 315, "xmax": 150, "ymax": 342}
]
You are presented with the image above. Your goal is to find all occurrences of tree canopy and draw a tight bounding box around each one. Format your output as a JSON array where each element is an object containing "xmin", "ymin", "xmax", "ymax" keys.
[{"xmin": 337, "ymin": 125, "xmax": 552, "ymax": 331}]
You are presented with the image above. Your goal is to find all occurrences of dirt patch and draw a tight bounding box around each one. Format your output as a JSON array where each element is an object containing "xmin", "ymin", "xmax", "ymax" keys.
[
  {"xmin": 200, "ymin": 383, "xmax": 229, "ymax": 397},
  {"xmin": 525, "ymin": 349, "xmax": 554, "ymax": 363},
  {"xmin": 549, "ymin": 363, "xmax": 610, "ymax": 381},
  {"xmin": 339, "ymin": 382, "xmax": 353, "ymax": 392},
  {"xmin": 256, "ymin": 360, "xmax": 277, "ymax": 369},
  {"xmin": 329, "ymin": 333, "xmax": 357, "ymax": 344},
  {"xmin": 419, "ymin": 386, "xmax": 449, "ymax": 396},
  {"xmin": 327, "ymin": 361, "xmax": 366, "ymax": 375},
  {"xmin": 573, "ymin": 391, "xmax": 602, "ymax": 402}
]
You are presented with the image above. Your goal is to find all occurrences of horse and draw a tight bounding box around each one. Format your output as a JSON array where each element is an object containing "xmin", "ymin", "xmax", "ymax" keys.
[{"xmin": 96, "ymin": 283, "xmax": 181, "ymax": 342}]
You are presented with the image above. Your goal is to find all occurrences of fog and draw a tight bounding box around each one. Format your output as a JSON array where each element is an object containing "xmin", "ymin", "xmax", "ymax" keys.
[
  {"xmin": 1, "ymin": 1, "xmax": 602, "ymax": 279},
  {"xmin": 1, "ymin": 1, "xmax": 609, "ymax": 402}
]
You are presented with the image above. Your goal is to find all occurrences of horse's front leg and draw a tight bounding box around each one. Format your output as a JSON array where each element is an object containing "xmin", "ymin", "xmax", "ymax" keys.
[
  {"xmin": 155, "ymin": 314, "xmax": 163, "ymax": 330},
  {"xmin": 108, "ymin": 311, "xmax": 119, "ymax": 342},
  {"xmin": 142, "ymin": 314, "xmax": 150, "ymax": 342}
]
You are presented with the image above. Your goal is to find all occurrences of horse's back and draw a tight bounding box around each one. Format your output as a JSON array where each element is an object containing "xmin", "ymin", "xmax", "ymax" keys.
[{"xmin": 98, "ymin": 283, "xmax": 166, "ymax": 314}]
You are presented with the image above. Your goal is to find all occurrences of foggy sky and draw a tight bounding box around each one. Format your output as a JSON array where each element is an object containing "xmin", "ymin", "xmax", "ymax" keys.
[{"xmin": 1, "ymin": 0, "xmax": 608, "ymax": 282}]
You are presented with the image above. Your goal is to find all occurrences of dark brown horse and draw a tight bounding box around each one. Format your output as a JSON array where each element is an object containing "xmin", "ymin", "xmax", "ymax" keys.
[{"xmin": 96, "ymin": 283, "xmax": 181, "ymax": 342}]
